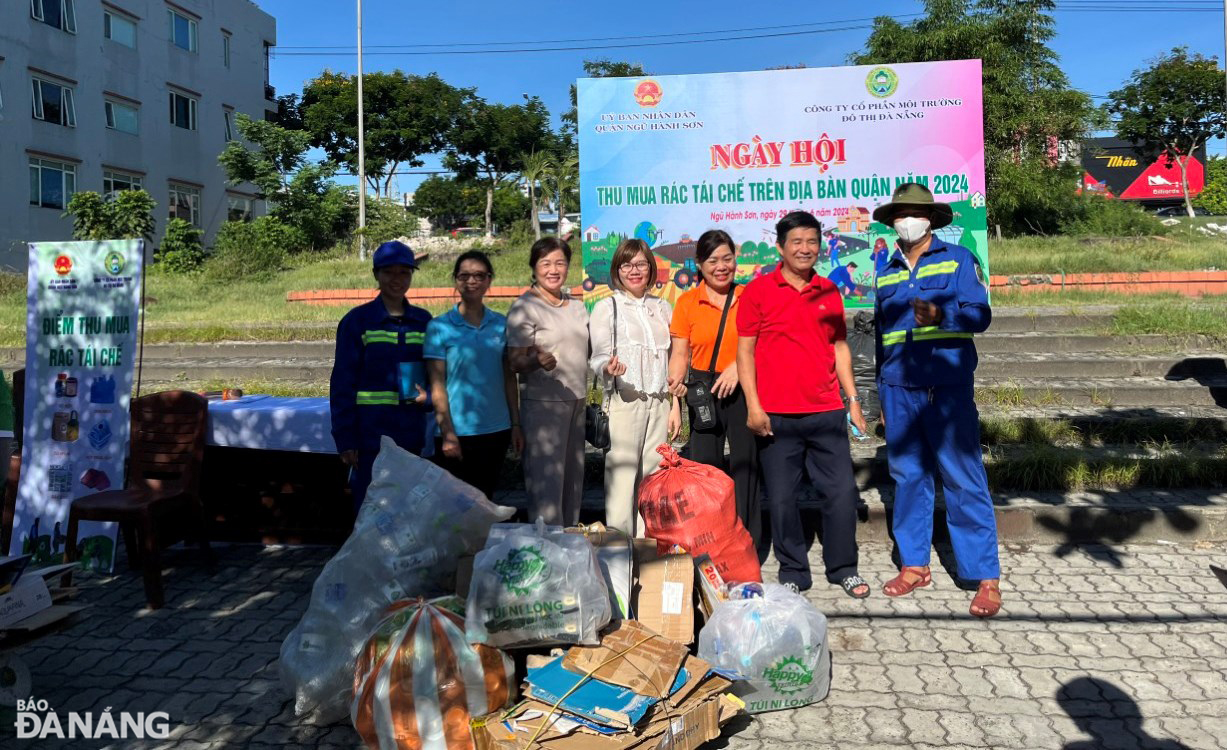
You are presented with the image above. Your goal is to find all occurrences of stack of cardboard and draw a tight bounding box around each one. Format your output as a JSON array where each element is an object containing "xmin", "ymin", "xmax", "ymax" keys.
[
  {"xmin": 471, "ymin": 621, "xmax": 742, "ymax": 750},
  {"xmin": 0, "ymin": 557, "xmax": 83, "ymax": 634}
]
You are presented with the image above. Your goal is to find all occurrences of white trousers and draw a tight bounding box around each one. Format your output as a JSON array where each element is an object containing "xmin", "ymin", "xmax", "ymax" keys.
[{"xmin": 604, "ymin": 392, "xmax": 669, "ymax": 537}]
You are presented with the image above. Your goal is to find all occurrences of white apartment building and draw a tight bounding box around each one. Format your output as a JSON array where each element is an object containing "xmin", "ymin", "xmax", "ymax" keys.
[{"xmin": 0, "ymin": 0, "xmax": 277, "ymax": 269}]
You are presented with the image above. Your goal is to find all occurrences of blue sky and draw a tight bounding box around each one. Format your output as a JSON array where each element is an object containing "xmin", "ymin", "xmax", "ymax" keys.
[{"xmin": 257, "ymin": 0, "xmax": 1225, "ymax": 193}]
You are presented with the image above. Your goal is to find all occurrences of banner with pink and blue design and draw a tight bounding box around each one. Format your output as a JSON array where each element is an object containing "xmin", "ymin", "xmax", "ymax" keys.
[{"xmin": 577, "ymin": 59, "xmax": 988, "ymax": 308}]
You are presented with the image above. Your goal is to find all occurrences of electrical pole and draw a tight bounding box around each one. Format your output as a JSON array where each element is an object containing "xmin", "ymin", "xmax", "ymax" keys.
[{"xmin": 358, "ymin": 0, "xmax": 365, "ymax": 261}]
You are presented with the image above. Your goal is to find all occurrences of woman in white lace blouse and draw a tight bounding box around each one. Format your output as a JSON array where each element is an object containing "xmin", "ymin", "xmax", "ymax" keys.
[{"xmin": 588, "ymin": 238, "xmax": 680, "ymax": 536}]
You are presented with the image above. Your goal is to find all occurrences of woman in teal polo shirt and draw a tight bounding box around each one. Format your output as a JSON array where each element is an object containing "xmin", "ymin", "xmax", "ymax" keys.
[{"xmin": 425, "ymin": 250, "xmax": 523, "ymax": 499}]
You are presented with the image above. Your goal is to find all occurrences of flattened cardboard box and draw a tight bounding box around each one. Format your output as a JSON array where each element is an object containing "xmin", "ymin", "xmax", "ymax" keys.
[
  {"xmin": 473, "ymin": 658, "xmax": 736, "ymax": 750},
  {"xmin": 562, "ymin": 620, "xmax": 689, "ymax": 698},
  {"xmin": 633, "ymin": 543, "xmax": 695, "ymax": 645}
]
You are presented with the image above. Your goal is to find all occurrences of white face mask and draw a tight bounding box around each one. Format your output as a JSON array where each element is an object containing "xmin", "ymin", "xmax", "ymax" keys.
[{"xmin": 894, "ymin": 216, "xmax": 931, "ymax": 244}]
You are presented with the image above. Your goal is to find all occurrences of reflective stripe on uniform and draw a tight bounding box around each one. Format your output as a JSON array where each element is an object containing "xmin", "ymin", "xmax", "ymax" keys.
[
  {"xmin": 877, "ymin": 271, "xmax": 909, "ymax": 288},
  {"xmin": 362, "ymin": 331, "xmax": 398, "ymax": 345},
  {"xmin": 362, "ymin": 331, "xmax": 425, "ymax": 345},
  {"xmin": 916, "ymin": 261, "xmax": 959, "ymax": 279},
  {"xmin": 356, "ymin": 390, "xmax": 399, "ymax": 405},
  {"xmin": 882, "ymin": 325, "xmax": 975, "ymax": 346}
]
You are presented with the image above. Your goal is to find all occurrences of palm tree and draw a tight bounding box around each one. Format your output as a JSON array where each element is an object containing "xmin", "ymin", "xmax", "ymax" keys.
[
  {"xmin": 548, "ymin": 153, "xmax": 579, "ymax": 238},
  {"xmin": 519, "ymin": 150, "xmax": 552, "ymax": 240}
]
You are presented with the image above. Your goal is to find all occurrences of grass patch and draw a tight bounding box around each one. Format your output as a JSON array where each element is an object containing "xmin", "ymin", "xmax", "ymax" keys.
[
  {"xmin": 979, "ymin": 416, "xmax": 1227, "ymax": 447},
  {"xmin": 989, "ymin": 235, "xmax": 1227, "ymax": 276},
  {"xmin": 976, "ymin": 383, "xmax": 1027, "ymax": 408},
  {"xmin": 986, "ymin": 444, "xmax": 1227, "ymax": 491},
  {"xmin": 1109, "ymin": 301, "xmax": 1227, "ymax": 339},
  {"xmin": 0, "ymin": 241, "xmax": 564, "ymax": 347}
]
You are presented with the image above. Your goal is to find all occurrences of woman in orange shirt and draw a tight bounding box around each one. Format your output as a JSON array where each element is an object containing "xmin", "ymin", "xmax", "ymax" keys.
[{"xmin": 667, "ymin": 229, "xmax": 761, "ymax": 547}]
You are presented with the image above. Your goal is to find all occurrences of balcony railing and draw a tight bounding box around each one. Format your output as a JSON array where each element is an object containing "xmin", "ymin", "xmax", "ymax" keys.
[{"xmin": 264, "ymin": 83, "xmax": 276, "ymax": 101}]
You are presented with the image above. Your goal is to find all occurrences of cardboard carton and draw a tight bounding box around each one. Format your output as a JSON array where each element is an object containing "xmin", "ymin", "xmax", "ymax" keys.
[
  {"xmin": 0, "ymin": 574, "xmax": 52, "ymax": 629},
  {"xmin": 633, "ymin": 544, "xmax": 695, "ymax": 645}
]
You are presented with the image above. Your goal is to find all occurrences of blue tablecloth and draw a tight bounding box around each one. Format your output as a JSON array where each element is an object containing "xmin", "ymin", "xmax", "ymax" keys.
[{"xmin": 206, "ymin": 396, "xmax": 336, "ymax": 454}]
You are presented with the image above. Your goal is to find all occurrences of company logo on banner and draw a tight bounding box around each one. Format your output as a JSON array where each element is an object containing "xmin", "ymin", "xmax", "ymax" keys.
[
  {"xmin": 866, "ymin": 67, "xmax": 899, "ymax": 98},
  {"xmin": 576, "ymin": 61, "xmax": 989, "ymax": 309},
  {"xmin": 12, "ymin": 240, "xmax": 143, "ymax": 572}
]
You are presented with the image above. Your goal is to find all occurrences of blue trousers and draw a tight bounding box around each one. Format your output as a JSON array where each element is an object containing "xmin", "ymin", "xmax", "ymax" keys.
[{"xmin": 880, "ymin": 382, "xmax": 1000, "ymax": 580}]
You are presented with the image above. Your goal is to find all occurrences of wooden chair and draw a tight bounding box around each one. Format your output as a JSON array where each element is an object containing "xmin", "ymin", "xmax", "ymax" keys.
[
  {"xmin": 1, "ymin": 368, "xmax": 24, "ymax": 556},
  {"xmin": 65, "ymin": 390, "xmax": 213, "ymax": 609}
]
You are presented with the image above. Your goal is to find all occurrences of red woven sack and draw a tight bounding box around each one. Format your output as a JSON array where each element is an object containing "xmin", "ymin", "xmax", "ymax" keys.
[{"xmin": 637, "ymin": 444, "xmax": 762, "ymax": 584}]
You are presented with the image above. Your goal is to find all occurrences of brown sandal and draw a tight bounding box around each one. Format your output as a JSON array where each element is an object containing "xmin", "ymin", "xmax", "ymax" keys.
[
  {"xmin": 970, "ymin": 580, "xmax": 1001, "ymax": 618},
  {"xmin": 883, "ymin": 566, "xmax": 931, "ymax": 597}
]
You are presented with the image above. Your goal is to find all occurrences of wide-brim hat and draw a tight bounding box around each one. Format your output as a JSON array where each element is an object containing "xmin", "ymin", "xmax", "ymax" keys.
[{"xmin": 872, "ymin": 183, "xmax": 954, "ymax": 230}]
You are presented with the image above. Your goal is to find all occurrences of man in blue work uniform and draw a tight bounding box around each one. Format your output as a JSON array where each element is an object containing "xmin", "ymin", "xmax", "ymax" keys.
[
  {"xmin": 826, "ymin": 261, "xmax": 860, "ymax": 299},
  {"xmin": 330, "ymin": 241, "xmax": 431, "ymax": 512},
  {"xmin": 872, "ymin": 183, "xmax": 1001, "ymax": 618}
]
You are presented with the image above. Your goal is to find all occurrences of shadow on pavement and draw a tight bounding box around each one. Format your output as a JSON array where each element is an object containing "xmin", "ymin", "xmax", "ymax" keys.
[{"xmin": 1057, "ymin": 676, "xmax": 1192, "ymax": 750}]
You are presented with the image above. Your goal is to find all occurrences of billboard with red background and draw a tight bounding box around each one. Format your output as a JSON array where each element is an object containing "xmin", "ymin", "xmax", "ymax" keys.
[{"xmin": 1080, "ymin": 137, "xmax": 1205, "ymax": 202}]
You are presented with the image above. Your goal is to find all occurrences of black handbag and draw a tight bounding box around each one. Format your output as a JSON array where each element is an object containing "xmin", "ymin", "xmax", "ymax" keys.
[
  {"xmin": 685, "ymin": 286, "xmax": 735, "ymax": 432},
  {"xmin": 585, "ymin": 299, "xmax": 617, "ymax": 450}
]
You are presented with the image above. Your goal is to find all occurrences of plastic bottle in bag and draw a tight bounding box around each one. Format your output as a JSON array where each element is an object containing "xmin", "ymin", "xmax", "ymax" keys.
[
  {"xmin": 466, "ymin": 521, "xmax": 611, "ymax": 648},
  {"xmin": 698, "ymin": 583, "xmax": 831, "ymax": 713}
]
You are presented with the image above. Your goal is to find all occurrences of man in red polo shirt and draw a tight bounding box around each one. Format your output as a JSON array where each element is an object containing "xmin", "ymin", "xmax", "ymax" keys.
[{"xmin": 737, "ymin": 211, "xmax": 871, "ymax": 597}]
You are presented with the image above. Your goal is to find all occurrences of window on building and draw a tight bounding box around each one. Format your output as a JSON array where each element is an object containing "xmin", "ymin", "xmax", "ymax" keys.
[
  {"xmin": 29, "ymin": 157, "xmax": 76, "ymax": 209},
  {"xmin": 105, "ymin": 100, "xmax": 139, "ymax": 134},
  {"xmin": 227, "ymin": 194, "xmax": 253, "ymax": 222},
  {"xmin": 31, "ymin": 77, "xmax": 76, "ymax": 127},
  {"xmin": 222, "ymin": 32, "xmax": 231, "ymax": 68},
  {"xmin": 167, "ymin": 8, "xmax": 197, "ymax": 52},
  {"xmin": 103, "ymin": 170, "xmax": 143, "ymax": 196},
  {"xmin": 168, "ymin": 183, "xmax": 201, "ymax": 227},
  {"xmin": 103, "ymin": 10, "xmax": 136, "ymax": 47},
  {"xmin": 31, "ymin": 0, "xmax": 76, "ymax": 33},
  {"xmin": 223, "ymin": 109, "xmax": 234, "ymax": 141},
  {"xmin": 168, "ymin": 90, "xmax": 196, "ymax": 130}
]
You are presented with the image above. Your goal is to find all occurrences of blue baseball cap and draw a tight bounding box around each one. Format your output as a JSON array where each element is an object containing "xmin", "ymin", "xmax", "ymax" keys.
[{"xmin": 372, "ymin": 241, "xmax": 418, "ymax": 270}]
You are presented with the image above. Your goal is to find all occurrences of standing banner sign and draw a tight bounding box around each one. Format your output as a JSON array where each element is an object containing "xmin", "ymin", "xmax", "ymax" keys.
[
  {"xmin": 577, "ymin": 60, "xmax": 988, "ymax": 308},
  {"xmin": 12, "ymin": 240, "xmax": 143, "ymax": 572}
]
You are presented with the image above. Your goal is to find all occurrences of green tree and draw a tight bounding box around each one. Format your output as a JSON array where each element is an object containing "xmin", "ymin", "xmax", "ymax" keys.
[
  {"xmin": 447, "ymin": 96, "xmax": 554, "ymax": 237},
  {"xmin": 301, "ymin": 70, "xmax": 471, "ymax": 198},
  {"xmin": 561, "ymin": 60, "xmax": 648, "ymax": 145},
  {"xmin": 157, "ymin": 218, "xmax": 205, "ymax": 274},
  {"xmin": 547, "ymin": 153, "xmax": 579, "ymax": 237},
  {"xmin": 411, "ymin": 176, "xmax": 475, "ymax": 231},
  {"xmin": 519, "ymin": 150, "xmax": 553, "ymax": 240},
  {"xmin": 1108, "ymin": 47, "xmax": 1226, "ymax": 218},
  {"xmin": 1195, "ymin": 155, "xmax": 1227, "ymax": 214},
  {"xmin": 852, "ymin": 0, "xmax": 1097, "ymax": 233},
  {"xmin": 410, "ymin": 177, "xmax": 529, "ymax": 233},
  {"xmin": 64, "ymin": 190, "xmax": 156, "ymax": 242},
  {"xmin": 218, "ymin": 113, "xmax": 355, "ymax": 251}
]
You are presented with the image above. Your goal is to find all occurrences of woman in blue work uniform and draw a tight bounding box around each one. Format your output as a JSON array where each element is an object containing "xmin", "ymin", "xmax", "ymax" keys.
[
  {"xmin": 330, "ymin": 241, "xmax": 432, "ymax": 513},
  {"xmin": 872, "ymin": 183, "xmax": 1001, "ymax": 618}
]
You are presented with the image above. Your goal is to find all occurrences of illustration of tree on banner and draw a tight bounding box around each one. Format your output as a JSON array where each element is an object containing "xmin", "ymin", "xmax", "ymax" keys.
[
  {"xmin": 1108, "ymin": 47, "xmax": 1226, "ymax": 218},
  {"xmin": 447, "ymin": 96, "xmax": 553, "ymax": 238},
  {"xmin": 302, "ymin": 70, "xmax": 471, "ymax": 198}
]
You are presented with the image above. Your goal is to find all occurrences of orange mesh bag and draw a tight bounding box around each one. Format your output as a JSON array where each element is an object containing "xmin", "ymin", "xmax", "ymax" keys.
[
  {"xmin": 637, "ymin": 445, "xmax": 762, "ymax": 584},
  {"xmin": 351, "ymin": 599, "xmax": 512, "ymax": 750}
]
